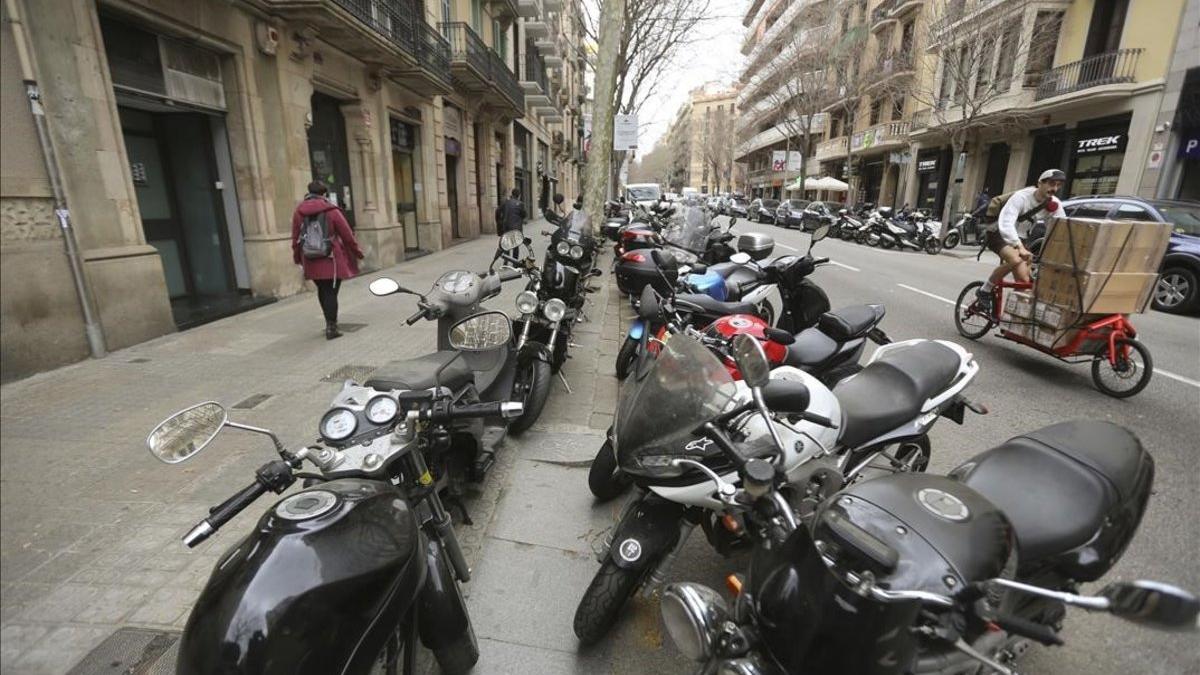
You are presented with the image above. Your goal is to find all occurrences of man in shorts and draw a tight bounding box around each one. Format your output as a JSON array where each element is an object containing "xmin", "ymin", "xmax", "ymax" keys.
[{"xmin": 976, "ymin": 169, "xmax": 1065, "ymax": 312}]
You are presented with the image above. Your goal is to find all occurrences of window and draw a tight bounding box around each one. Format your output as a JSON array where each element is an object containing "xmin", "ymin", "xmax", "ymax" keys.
[
  {"xmin": 974, "ymin": 38, "xmax": 995, "ymax": 97},
  {"xmin": 1024, "ymin": 11, "xmax": 1064, "ymax": 88},
  {"xmin": 891, "ymin": 94, "xmax": 905, "ymax": 121},
  {"xmin": 441, "ymin": 0, "xmax": 452, "ymax": 25},
  {"xmin": 471, "ymin": 0, "xmax": 483, "ymax": 31},
  {"xmin": 493, "ymin": 18, "xmax": 507, "ymax": 54},
  {"xmin": 937, "ymin": 55, "xmax": 954, "ymax": 107},
  {"xmin": 995, "ymin": 20, "xmax": 1019, "ymax": 91},
  {"xmin": 869, "ymin": 98, "xmax": 882, "ymax": 125},
  {"xmin": 954, "ymin": 45, "xmax": 969, "ymax": 105},
  {"xmin": 1112, "ymin": 203, "xmax": 1153, "ymax": 221}
]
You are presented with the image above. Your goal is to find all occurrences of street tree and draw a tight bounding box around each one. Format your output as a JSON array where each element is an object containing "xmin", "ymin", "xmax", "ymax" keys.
[
  {"xmin": 700, "ymin": 105, "xmax": 736, "ymax": 194},
  {"xmin": 583, "ymin": 0, "xmax": 627, "ymax": 232}
]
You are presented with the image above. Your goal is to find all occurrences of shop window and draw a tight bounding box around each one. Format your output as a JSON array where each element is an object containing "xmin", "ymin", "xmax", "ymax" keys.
[
  {"xmin": 1112, "ymin": 203, "xmax": 1153, "ymax": 221},
  {"xmin": 1024, "ymin": 11, "xmax": 1064, "ymax": 88}
]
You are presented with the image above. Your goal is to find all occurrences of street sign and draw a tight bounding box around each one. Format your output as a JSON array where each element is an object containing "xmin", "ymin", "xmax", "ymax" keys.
[{"xmin": 614, "ymin": 114, "xmax": 638, "ymax": 151}]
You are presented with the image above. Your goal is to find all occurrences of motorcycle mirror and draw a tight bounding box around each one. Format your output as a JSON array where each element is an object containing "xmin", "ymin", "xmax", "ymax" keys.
[
  {"xmin": 763, "ymin": 327, "xmax": 795, "ymax": 345},
  {"xmin": 811, "ymin": 225, "xmax": 831, "ymax": 245},
  {"xmin": 731, "ymin": 334, "xmax": 770, "ymax": 389},
  {"xmin": 499, "ymin": 230, "xmax": 524, "ymax": 252},
  {"xmin": 448, "ymin": 311, "xmax": 513, "ymax": 352},
  {"xmin": 553, "ymin": 193, "xmax": 565, "ymax": 205},
  {"xmin": 1099, "ymin": 581, "xmax": 1200, "ymax": 630},
  {"xmin": 760, "ymin": 380, "xmax": 811, "ymax": 413},
  {"xmin": 729, "ymin": 252, "xmax": 752, "ymax": 265},
  {"xmin": 369, "ymin": 277, "xmax": 403, "ymax": 296},
  {"xmin": 146, "ymin": 401, "xmax": 227, "ymax": 464}
]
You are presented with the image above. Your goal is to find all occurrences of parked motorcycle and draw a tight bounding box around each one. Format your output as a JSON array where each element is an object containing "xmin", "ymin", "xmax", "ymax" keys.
[
  {"xmin": 144, "ymin": 311, "xmax": 528, "ymax": 674},
  {"xmin": 574, "ymin": 328, "xmax": 982, "ymax": 644},
  {"xmin": 658, "ymin": 338, "xmax": 1198, "ymax": 673}
]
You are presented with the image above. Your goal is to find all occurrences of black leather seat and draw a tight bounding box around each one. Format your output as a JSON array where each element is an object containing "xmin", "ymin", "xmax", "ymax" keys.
[
  {"xmin": 818, "ymin": 304, "xmax": 885, "ymax": 342},
  {"xmin": 675, "ymin": 293, "xmax": 759, "ymax": 318},
  {"xmin": 707, "ymin": 262, "xmax": 742, "ymax": 279},
  {"xmin": 366, "ymin": 352, "xmax": 474, "ymax": 392},
  {"xmin": 832, "ymin": 341, "xmax": 962, "ymax": 448},
  {"xmin": 784, "ymin": 328, "xmax": 838, "ymax": 368},
  {"xmin": 953, "ymin": 421, "xmax": 1152, "ymax": 579}
]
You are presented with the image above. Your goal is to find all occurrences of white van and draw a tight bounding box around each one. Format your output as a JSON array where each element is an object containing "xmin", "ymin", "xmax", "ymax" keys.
[{"xmin": 624, "ymin": 183, "xmax": 663, "ymax": 208}]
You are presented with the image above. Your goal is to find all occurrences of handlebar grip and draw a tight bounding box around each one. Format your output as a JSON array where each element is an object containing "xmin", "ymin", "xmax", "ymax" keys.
[
  {"xmin": 992, "ymin": 613, "xmax": 1063, "ymax": 646},
  {"xmin": 499, "ymin": 267, "xmax": 523, "ymax": 282},
  {"xmin": 452, "ymin": 401, "xmax": 524, "ymax": 419},
  {"xmin": 405, "ymin": 309, "xmax": 425, "ymax": 325},
  {"xmin": 184, "ymin": 480, "xmax": 267, "ymax": 548},
  {"xmin": 813, "ymin": 257, "xmax": 830, "ymax": 265}
]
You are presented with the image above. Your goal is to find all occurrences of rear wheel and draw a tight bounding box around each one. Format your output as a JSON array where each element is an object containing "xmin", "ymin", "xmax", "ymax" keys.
[
  {"xmin": 615, "ymin": 337, "xmax": 639, "ymax": 380},
  {"xmin": 954, "ymin": 281, "xmax": 993, "ymax": 340},
  {"xmin": 1153, "ymin": 267, "xmax": 1198, "ymax": 314},
  {"xmin": 942, "ymin": 231, "xmax": 961, "ymax": 250},
  {"xmin": 588, "ymin": 439, "xmax": 633, "ymax": 501},
  {"xmin": 509, "ymin": 356, "xmax": 551, "ymax": 435},
  {"xmin": 924, "ymin": 237, "xmax": 943, "ymax": 255},
  {"xmin": 573, "ymin": 560, "xmax": 644, "ymax": 646},
  {"xmin": 1091, "ymin": 338, "xmax": 1153, "ymax": 398}
]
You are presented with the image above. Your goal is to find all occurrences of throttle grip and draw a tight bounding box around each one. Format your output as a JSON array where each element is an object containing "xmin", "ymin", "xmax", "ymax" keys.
[
  {"xmin": 405, "ymin": 309, "xmax": 425, "ymax": 325},
  {"xmin": 184, "ymin": 480, "xmax": 266, "ymax": 547}
]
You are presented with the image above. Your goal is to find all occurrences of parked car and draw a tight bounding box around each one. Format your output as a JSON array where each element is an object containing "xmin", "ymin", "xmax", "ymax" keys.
[
  {"xmin": 1057, "ymin": 196, "xmax": 1200, "ymax": 314},
  {"xmin": 727, "ymin": 196, "xmax": 750, "ymax": 218},
  {"xmin": 800, "ymin": 201, "xmax": 844, "ymax": 231},
  {"xmin": 774, "ymin": 199, "xmax": 810, "ymax": 228},
  {"xmin": 750, "ymin": 198, "xmax": 779, "ymax": 224}
]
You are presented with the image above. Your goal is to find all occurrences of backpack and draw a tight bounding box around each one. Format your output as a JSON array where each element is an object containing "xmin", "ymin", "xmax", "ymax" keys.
[
  {"xmin": 983, "ymin": 190, "xmax": 1048, "ymax": 229},
  {"xmin": 299, "ymin": 209, "xmax": 333, "ymax": 259}
]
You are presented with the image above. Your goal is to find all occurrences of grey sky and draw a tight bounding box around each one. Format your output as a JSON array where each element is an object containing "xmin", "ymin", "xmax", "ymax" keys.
[{"xmin": 634, "ymin": 0, "xmax": 748, "ymax": 154}]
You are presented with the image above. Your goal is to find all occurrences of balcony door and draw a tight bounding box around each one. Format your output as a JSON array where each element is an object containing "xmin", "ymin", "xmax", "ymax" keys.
[{"xmin": 1083, "ymin": 0, "xmax": 1129, "ymax": 81}]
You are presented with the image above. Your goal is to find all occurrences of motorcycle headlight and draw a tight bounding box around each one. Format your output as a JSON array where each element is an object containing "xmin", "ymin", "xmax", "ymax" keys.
[
  {"xmin": 543, "ymin": 298, "xmax": 567, "ymax": 322},
  {"xmin": 661, "ymin": 583, "xmax": 729, "ymax": 661},
  {"xmin": 555, "ymin": 241, "xmax": 571, "ymax": 256},
  {"xmin": 516, "ymin": 291, "xmax": 539, "ymax": 315},
  {"xmin": 570, "ymin": 244, "xmax": 584, "ymax": 259}
]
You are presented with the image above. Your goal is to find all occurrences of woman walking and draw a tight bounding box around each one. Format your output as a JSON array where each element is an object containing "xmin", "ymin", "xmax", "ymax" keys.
[{"xmin": 291, "ymin": 181, "xmax": 364, "ymax": 339}]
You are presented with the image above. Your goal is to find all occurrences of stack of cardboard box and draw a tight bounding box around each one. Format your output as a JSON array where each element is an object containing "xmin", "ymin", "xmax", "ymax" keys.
[{"xmin": 1005, "ymin": 218, "xmax": 1171, "ymax": 351}]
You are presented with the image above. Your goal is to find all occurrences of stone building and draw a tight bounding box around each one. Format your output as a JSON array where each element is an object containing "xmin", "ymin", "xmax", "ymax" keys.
[
  {"xmin": 661, "ymin": 83, "xmax": 739, "ymax": 194},
  {"xmin": 0, "ymin": 0, "xmax": 584, "ymax": 381}
]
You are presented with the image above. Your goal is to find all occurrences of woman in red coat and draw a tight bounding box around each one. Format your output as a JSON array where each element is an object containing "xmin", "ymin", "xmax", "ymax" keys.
[{"xmin": 291, "ymin": 181, "xmax": 365, "ymax": 339}]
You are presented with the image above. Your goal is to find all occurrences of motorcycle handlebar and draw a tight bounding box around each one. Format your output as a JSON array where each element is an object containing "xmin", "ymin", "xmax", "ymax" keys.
[
  {"xmin": 499, "ymin": 267, "xmax": 523, "ymax": 282},
  {"xmin": 411, "ymin": 400, "xmax": 524, "ymax": 423},
  {"xmin": 813, "ymin": 257, "xmax": 830, "ymax": 265},
  {"xmin": 183, "ymin": 480, "xmax": 267, "ymax": 548},
  {"xmin": 405, "ymin": 308, "xmax": 427, "ymax": 325}
]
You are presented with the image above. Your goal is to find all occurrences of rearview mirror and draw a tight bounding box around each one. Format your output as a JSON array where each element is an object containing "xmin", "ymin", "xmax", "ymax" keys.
[
  {"xmin": 147, "ymin": 402, "xmax": 227, "ymax": 464},
  {"xmin": 500, "ymin": 230, "xmax": 524, "ymax": 251},
  {"xmin": 811, "ymin": 225, "xmax": 830, "ymax": 243},
  {"xmin": 553, "ymin": 193, "xmax": 565, "ymax": 205},
  {"xmin": 1100, "ymin": 581, "xmax": 1200, "ymax": 630},
  {"xmin": 369, "ymin": 277, "xmax": 403, "ymax": 296},
  {"xmin": 731, "ymin": 334, "xmax": 770, "ymax": 389},
  {"xmin": 448, "ymin": 311, "xmax": 512, "ymax": 351}
]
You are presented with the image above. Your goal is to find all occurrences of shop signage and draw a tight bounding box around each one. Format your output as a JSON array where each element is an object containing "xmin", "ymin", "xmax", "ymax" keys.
[
  {"xmin": 771, "ymin": 151, "xmax": 803, "ymax": 171},
  {"xmin": 1075, "ymin": 133, "xmax": 1126, "ymax": 155},
  {"xmin": 1181, "ymin": 135, "xmax": 1200, "ymax": 159},
  {"xmin": 917, "ymin": 158, "xmax": 938, "ymax": 173}
]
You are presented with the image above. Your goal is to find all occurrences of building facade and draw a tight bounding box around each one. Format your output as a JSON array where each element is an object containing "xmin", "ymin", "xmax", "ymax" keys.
[
  {"xmin": 0, "ymin": 0, "xmax": 583, "ymax": 381},
  {"xmin": 661, "ymin": 83, "xmax": 739, "ymax": 194},
  {"xmin": 736, "ymin": 0, "xmax": 1196, "ymax": 214}
]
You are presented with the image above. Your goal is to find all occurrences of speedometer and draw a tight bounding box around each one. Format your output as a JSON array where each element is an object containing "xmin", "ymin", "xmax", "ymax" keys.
[
  {"xmin": 320, "ymin": 408, "xmax": 358, "ymax": 441},
  {"xmin": 365, "ymin": 395, "xmax": 398, "ymax": 424}
]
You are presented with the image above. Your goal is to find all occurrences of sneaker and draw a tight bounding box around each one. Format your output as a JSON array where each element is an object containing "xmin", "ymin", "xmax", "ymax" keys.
[{"xmin": 974, "ymin": 288, "xmax": 994, "ymax": 315}]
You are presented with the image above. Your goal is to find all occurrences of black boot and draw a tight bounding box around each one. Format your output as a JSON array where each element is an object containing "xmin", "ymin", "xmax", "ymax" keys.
[{"xmin": 326, "ymin": 321, "xmax": 342, "ymax": 340}]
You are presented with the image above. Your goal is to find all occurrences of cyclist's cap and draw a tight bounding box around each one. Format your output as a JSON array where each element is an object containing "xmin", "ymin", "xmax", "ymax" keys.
[{"xmin": 1038, "ymin": 169, "xmax": 1066, "ymax": 182}]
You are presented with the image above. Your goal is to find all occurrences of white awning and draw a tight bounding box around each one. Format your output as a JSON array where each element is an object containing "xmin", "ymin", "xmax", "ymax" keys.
[{"xmin": 786, "ymin": 176, "xmax": 850, "ymax": 192}]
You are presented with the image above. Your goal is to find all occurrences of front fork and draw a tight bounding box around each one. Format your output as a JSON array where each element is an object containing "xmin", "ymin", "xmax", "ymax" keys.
[{"xmin": 405, "ymin": 449, "xmax": 472, "ymax": 583}]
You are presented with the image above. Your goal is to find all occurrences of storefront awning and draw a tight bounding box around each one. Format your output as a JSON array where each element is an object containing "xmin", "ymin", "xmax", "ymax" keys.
[{"xmin": 786, "ymin": 176, "xmax": 849, "ymax": 192}]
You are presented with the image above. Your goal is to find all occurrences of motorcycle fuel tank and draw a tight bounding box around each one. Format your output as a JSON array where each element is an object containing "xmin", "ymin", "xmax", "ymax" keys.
[{"xmin": 177, "ymin": 478, "xmax": 425, "ymax": 675}]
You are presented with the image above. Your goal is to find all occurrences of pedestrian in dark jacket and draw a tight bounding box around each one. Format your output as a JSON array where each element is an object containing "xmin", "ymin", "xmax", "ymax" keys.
[
  {"xmin": 291, "ymin": 181, "xmax": 364, "ymax": 340},
  {"xmin": 496, "ymin": 188, "xmax": 526, "ymax": 257}
]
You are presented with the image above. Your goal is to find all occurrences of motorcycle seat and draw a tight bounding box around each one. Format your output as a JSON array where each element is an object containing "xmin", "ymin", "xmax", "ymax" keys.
[
  {"xmin": 784, "ymin": 328, "xmax": 838, "ymax": 368},
  {"xmin": 817, "ymin": 304, "xmax": 885, "ymax": 342},
  {"xmin": 706, "ymin": 262, "xmax": 743, "ymax": 279},
  {"xmin": 953, "ymin": 421, "xmax": 1152, "ymax": 580},
  {"xmin": 832, "ymin": 341, "xmax": 962, "ymax": 449},
  {"xmin": 675, "ymin": 293, "xmax": 759, "ymax": 318},
  {"xmin": 366, "ymin": 351, "xmax": 474, "ymax": 392}
]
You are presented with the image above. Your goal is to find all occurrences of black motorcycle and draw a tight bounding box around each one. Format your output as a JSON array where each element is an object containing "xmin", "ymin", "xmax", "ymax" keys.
[
  {"xmin": 145, "ymin": 312, "xmax": 528, "ymax": 674},
  {"xmin": 656, "ymin": 340, "xmax": 1199, "ymax": 674}
]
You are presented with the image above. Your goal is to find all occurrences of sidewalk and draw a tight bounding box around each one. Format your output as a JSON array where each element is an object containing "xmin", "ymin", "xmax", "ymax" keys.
[{"xmin": 0, "ymin": 225, "xmax": 584, "ymax": 673}]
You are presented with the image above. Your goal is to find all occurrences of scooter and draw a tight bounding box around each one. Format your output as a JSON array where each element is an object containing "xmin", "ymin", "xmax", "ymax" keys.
[
  {"xmin": 144, "ymin": 311, "xmax": 527, "ymax": 674},
  {"xmin": 575, "ymin": 330, "xmax": 983, "ymax": 645}
]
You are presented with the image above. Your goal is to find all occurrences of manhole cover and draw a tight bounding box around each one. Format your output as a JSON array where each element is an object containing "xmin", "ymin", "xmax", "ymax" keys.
[
  {"xmin": 338, "ymin": 323, "xmax": 367, "ymax": 333},
  {"xmin": 67, "ymin": 627, "xmax": 179, "ymax": 675},
  {"xmin": 322, "ymin": 364, "xmax": 377, "ymax": 382},
  {"xmin": 233, "ymin": 393, "xmax": 273, "ymax": 410}
]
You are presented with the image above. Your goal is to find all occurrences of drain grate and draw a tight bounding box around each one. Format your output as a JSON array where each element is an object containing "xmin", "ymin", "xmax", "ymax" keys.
[
  {"xmin": 233, "ymin": 393, "xmax": 273, "ymax": 410},
  {"xmin": 321, "ymin": 364, "xmax": 377, "ymax": 383},
  {"xmin": 337, "ymin": 322, "xmax": 367, "ymax": 333},
  {"xmin": 67, "ymin": 627, "xmax": 180, "ymax": 675}
]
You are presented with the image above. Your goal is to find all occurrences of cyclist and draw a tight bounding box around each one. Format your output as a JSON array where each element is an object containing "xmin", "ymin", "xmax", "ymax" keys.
[{"xmin": 975, "ymin": 169, "xmax": 1065, "ymax": 312}]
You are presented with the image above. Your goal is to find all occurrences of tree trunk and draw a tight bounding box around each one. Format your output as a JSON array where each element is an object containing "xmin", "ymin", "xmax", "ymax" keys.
[{"xmin": 584, "ymin": 0, "xmax": 627, "ymax": 235}]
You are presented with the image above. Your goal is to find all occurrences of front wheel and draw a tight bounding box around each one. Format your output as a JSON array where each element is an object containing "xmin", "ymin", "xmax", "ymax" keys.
[
  {"xmin": 509, "ymin": 356, "xmax": 551, "ymax": 435},
  {"xmin": 433, "ymin": 617, "xmax": 480, "ymax": 675},
  {"xmin": 943, "ymin": 231, "xmax": 961, "ymax": 250},
  {"xmin": 588, "ymin": 439, "xmax": 632, "ymax": 501},
  {"xmin": 954, "ymin": 281, "xmax": 993, "ymax": 340},
  {"xmin": 1092, "ymin": 338, "xmax": 1153, "ymax": 398},
  {"xmin": 924, "ymin": 237, "xmax": 943, "ymax": 255},
  {"xmin": 615, "ymin": 337, "xmax": 639, "ymax": 381},
  {"xmin": 573, "ymin": 560, "xmax": 644, "ymax": 645}
]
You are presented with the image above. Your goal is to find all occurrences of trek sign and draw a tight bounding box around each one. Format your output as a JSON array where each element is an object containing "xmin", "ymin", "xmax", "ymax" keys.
[{"xmin": 1075, "ymin": 134, "xmax": 1126, "ymax": 155}]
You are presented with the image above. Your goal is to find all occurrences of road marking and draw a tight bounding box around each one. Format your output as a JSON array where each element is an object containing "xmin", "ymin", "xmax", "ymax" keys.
[
  {"xmin": 775, "ymin": 242, "xmax": 799, "ymax": 251},
  {"xmin": 1157, "ymin": 369, "xmax": 1200, "ymax": 389},
  {"xmin": 828, "ymin": 260, "xmax": 860, "ymax": 272},
  {"xmin": 897, "ymin": 283, "xmax": 957, "ymax": 305}
]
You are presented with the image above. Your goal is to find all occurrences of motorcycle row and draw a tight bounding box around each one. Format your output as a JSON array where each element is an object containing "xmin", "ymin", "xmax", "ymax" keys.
[
  {"xmin": 831, "ymin": 203, "xmax": 950, "ymax": 254},
  {"xmin": 140, "ymin": 196, "xmax": 1196, "ymax": 675}
]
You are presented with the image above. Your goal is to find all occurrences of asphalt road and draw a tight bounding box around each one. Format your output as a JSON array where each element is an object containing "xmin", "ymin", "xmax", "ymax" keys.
[{"xmin": 645, "ymin": 215, "xmax": 1199, "ymax": 674}]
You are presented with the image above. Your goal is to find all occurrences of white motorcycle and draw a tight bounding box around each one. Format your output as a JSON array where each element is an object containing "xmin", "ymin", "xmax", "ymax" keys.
[{"xmin": 573, "ymin": 331, "xmax": 983, "ymax": 645}]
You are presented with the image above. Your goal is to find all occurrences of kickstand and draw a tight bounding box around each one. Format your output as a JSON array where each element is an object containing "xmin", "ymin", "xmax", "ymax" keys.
[
  {"xmin": 557, "ymin": 370, "xmax": 573, "ymax": 394},
  {"xmin": 443, "ymin": 494, "xmax": 474, "ymax": 526}
]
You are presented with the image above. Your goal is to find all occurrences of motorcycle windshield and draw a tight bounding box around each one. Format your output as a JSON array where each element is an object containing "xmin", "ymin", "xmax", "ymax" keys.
[
  {"xmin": 563, "ymin": 210, "xmax": 592, "ymax": 244},
  {"xmin": 614, "ymin": 333, "xmax": 740, "ymax": 476},
  {"xmin": 662, "ymin": 207, "xmax": 711, "ymax": 252}
]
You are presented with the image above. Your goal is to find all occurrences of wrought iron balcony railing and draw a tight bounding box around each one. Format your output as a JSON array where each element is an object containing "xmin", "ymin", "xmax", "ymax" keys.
[{"xmin": 1034, "ymin": 49, "xmax": 1143, "ymax": 101}]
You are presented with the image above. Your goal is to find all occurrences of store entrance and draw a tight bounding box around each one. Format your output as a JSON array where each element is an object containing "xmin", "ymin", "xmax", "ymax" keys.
[{"xmin": 308, "ymin": 93, "xmax": 355, "ymax": 227}]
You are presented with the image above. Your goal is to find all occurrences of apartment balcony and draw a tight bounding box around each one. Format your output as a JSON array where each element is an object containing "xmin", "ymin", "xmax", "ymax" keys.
[
  {"xmin": 489, "ymin": 50, "xmax": 525, "ymax": 115},
  {"xmin": 851, "ymin": 120, "xmax": 910, "ymax": 153},
  {"xmin": 911, "ymin": 108, "xmax": 931, "ymax": 132},
  {"xmin": 516, "ymin": 0, "xmax": 539, "ymax": 18},
  {"xmin": 534, "ymin": 35, "xmax": 559, "ymax": 56},
  {"xmin": 863, "ymin": 49, "xmax": 915, "ymax": 91},
  {"xmin": 487, "ymin": 0, "xmax": 519, "ymax": 23},
  {"xmin": 870, "ymin": 0, "xmax": 921, "ymax": 32},
  {"xmin": 735, "ymin": 114, "xmax": 828, "ymax": 161},
  {"xmin": 815, "ymin": 135, "xmax": 848, "ymax": 162},
  {"xmin": 543, "ymin": 0, "xmax": 562, "ymax": 10},
  {"xmin": 521, "ymin": 50, "xmax": 553, "ymax": 110},
  {"xmin": 747, "ymin": 2, "xmax": 824, "ymax": 69},
  {"xmin": 441, "ymin": 23, "xmax": 524, "ymax": 115},
  {"xmin": 1034, "ymin": 49, "xmax": 1143, "ymax": 102},
  {"xmin": 267, "ymin": 0, "xmax": 453, "ymax": 95},
  {"xmin": 739, "ymin": 24, "xmax": 827, "ymax": 105}
]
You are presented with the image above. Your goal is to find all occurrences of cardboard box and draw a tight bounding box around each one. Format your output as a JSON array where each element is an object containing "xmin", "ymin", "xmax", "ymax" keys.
[
  {"xmin": 1040, "ymin": 218, "xmax": 1172, "ymax": 274},
  {"xmin": 1034, "ymin": 264, "xmax": 1157, "ymax": 314},
  {"xmin": 1004, "ymin": 291, "xmax": 1035, "ymax": 319}
]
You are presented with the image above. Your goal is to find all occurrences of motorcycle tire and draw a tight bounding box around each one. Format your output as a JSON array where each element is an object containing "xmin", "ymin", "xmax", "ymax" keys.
[
  {"xmin": 924, "ymin": 237, "xmax": 943, "ymax": 255},
  {"xmin": 509, "ymin": 356, "xmax": 551, "ymax": 435},
  {"xmin": 615, "ymin": 337, "xmax": 638, "ymax": 381},
  {"xmin": 573, "ymin": 560, "xmax": 644, "ymax": 645},
  {"xmin": 588, "ymin": 439, "xmax": 632, "ymax": 501},
  {"xmin": 880, "ymin": 236, "xmax": 894, "ymax": 249},
  {"xmin": 943, "ymin": 231, "xmax": 961, "ymax": 250},
  {"xmin": 431, "ymin": 566, "xmax": 480, "ymax": 675}
]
